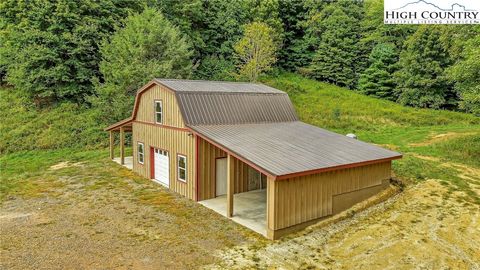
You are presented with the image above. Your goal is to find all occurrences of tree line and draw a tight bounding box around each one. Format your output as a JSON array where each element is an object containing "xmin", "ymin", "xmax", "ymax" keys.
[{"xmin": 1, "ymin": 0, "xmax": 478, "ymax": 122}]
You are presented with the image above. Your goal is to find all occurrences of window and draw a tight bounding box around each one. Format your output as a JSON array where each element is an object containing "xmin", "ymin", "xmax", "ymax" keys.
[
  {"xmin": 177, "ymin": 155, "xmax": 187, "ymax": 182},
  {"xmin": 137, "ymin": 142, "xmax": 144, "ymax": 164},
  {"xmin": 154, "ymin": 100, "xmax": 163, "ymax": 124}
]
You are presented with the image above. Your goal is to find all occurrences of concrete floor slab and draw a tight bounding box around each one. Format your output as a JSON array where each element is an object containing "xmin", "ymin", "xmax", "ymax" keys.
[
  {"xmin": 113, "ymin": 156, "xmax": 133, "ymax": 170},
  {"xmin": 199, "ymin": 189, "xmax": 266, "ymax": 236}
]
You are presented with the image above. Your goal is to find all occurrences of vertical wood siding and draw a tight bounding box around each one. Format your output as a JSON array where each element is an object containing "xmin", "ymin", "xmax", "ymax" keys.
[
  {"xmin": 131, "ymin": 84, "xmax": 195, "ymax": 199},
  {"xmin": 270, "ymin": 161, "xmax": 391, "ymax": 230},
  {"xmin": 136, "ymin": 84, "xmax": 185, "ymax": 128},
  {"xmin": 132, "ymin": 123, "xmax": 196, "ymax": 199},
  {"xmin": 197, "ymin": 137, "xmax": 252, "ymax": 201}
]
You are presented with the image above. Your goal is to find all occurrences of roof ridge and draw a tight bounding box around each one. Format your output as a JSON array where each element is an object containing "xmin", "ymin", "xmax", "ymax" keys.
[
  {"xmin": 176, "ymin": 91, "xmax": 286, "ymax": 95},
  {"xmin": 155, "ymin": 78, "xmax": 265, "ymax": 85}
]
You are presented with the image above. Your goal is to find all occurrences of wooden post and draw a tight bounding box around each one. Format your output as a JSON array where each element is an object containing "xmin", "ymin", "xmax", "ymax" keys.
[
  {"xmin": 227, "ymin": 154, "xmax": 234, "ymax": 217},
  {"xmin": 266, "ymin": 176, "xmax": 276, "ymax": 240},
  {"xmin": 120, "ymin": 127, "xmax": 125, "ymax": 165},
  {"xmin": 109, "ymin": 131, "xmax": 114, "ymax": 159}
]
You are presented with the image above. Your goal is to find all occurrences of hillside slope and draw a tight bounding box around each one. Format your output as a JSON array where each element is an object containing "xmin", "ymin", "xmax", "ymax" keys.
[{"xmin": 262, "ymin": 73, "xmax": 479, "ymax": 203}]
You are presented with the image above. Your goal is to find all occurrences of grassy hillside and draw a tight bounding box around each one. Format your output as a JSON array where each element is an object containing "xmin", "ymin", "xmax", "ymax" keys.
[
  {"xmin": 0, "ymin": 87, "xmax": 106, "ymax": 154},
  {"xmin": 2, "ymin": 73, "xmax": 479, "ymax": 203},
  {"xmin": 261, "ymin": 73, "xmax": 479, "ymax": 204},
  {"xmin": 262, "ymin": 73, "xmax": 479, "ymax": 131}
]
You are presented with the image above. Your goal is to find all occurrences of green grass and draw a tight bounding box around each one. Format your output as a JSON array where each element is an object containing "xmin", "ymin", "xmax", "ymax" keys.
[
  {"xmin": 1, "ymin": 73, "xmax": 479, "ymax": 204},
  {"xmin": 262, "ymin": 73, "xmax": 480, "ymax": 204},
  {"xmin": 0, "ymin": 86, "xmax": 107, "ymax": 154},
  {"xmin": 261, "ymin": 73, "xmax": 479, "ymax": 133}
]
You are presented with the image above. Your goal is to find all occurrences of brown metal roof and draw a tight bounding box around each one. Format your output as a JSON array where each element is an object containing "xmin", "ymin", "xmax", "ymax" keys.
[
  {"xmin": 104, "ymin": 117, "xmax": 133, "ymax": 131},
  {"xmin": 155, "ymin": 79, "xmax": 284, "ymax": 93},
  {"xmin": 190, "ymin": 121, "xmax": 402, "ymax": 178},
  {"xmin": 176, "ymin": 92, "xmax": 298, "ymax": 125}
]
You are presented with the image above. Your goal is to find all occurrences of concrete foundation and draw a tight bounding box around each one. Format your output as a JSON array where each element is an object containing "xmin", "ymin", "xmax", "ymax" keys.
[
  {"xmin": 113, "ymin": 156, "xmax": 133, "ymax": 170},
  {"xmin": 199, "ymin": 189, "xmax": 266, "ymax": 236}
]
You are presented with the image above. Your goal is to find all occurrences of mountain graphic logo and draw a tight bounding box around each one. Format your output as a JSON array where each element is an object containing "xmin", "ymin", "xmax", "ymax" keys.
[{"xmin": 394, "ymin": 0, "xmax": 475, "ymax": 11}]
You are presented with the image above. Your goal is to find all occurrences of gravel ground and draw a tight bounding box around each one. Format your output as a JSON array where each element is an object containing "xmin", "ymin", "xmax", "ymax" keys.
[
  {"xmin": 207, "ymin": 179, "xmax": 480, "ymax": 269},
  {"xmin": 0, "ymin": 160, "xmax": 260, "ymax": 269},
  {"xmin": 1, "ymin": 154, "xmax": 479, "ymax": 269}
]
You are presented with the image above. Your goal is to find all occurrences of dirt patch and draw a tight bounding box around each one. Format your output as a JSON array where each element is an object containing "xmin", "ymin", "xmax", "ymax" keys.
[
  {"xmin": 1, "ymin": 160, "xmax": 260, "ymax": 269},
  {"xmin": 49, "ymin": 161, "xmax": 84, "ymax": 170},
  {"xmin": 409, "ymin": 132, "xmax": 476, "ymax": 147},
  {"xmin": 208, "ymin": 179, "xmax": 480, "ymax": 269},
  {"xmin": 412, "ymin": 154, "xmax": 480, "ymax": 194}
]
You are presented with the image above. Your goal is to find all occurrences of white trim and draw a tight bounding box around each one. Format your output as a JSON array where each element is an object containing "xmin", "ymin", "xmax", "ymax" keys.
[
  {"xmin": 137, "ymin": 142, "xmax": 144, "ymax": 164},
  {"xmin": 154, "ymin": 100, "xmax": 163, "ymax": 124},
  {"xmin": 177, "ymin": 154, "xmax": 187, "ymax": 182}
]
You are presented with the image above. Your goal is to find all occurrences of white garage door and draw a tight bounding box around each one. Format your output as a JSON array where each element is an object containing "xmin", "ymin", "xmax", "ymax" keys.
[{"xmin": 154, "ymin": 149, "xmax": 169, "ymax": 187}]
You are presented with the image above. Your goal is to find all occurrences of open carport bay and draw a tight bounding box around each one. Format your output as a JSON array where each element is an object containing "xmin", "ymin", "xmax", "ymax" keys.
[{"xmin": 199, "ymin": 189, "xmax": 267, "ymax": 236}]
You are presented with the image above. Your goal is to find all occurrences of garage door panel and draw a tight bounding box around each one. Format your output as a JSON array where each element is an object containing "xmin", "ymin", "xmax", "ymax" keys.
[{"xmin": 154, "ymin": 149, "xmax": 169, "ymax": 187}]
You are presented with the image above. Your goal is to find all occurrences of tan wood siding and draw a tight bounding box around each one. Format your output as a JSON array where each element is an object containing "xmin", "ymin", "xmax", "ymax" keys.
[
  {"xmin": 197, "ymin": 137, "xmax": 251, "ymax": 201},
  {"xmin": 132, "ymin": 122, "xmax": 195, "ymax": 199},
  {"xmin": 136, "ymin": 84, "xmax": 185, "ymax": 128},
  {"xmin": 270, "ymin": 161, "xmax": 391, "ymax": 230},
  {"xmin": 131, "ymin": 85, "xmax": 194, "ymax": 199}
]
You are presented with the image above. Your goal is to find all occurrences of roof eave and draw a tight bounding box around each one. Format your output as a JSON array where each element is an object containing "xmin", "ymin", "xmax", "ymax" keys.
[
  {"xmin": 275, "ymin": 154, "xmax": 403, "ymax": 180},
  {"xmin": 104, "ymin": 117, "xmax": 133, "ymax": 131}
]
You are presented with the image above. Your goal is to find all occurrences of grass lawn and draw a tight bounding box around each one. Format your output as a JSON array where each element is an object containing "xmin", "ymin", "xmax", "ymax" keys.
[{"xmin": 1, "ymin": 73, "xmax": 479, "ymax": 269}]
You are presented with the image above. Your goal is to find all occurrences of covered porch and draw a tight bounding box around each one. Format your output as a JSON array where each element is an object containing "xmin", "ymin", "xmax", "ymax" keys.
[
  {"xmin": 200, "ymin": 189, "xmax": 267, "ymax": 236},
  {"xmin": 105, "ymin": 118, "xmax": 133, "ymax": 167}
]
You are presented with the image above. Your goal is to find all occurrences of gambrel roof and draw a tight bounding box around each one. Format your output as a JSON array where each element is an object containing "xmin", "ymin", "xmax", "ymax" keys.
[{"xmin": 106, "ymin": 79, "xmax": 401, "ymax": 178}]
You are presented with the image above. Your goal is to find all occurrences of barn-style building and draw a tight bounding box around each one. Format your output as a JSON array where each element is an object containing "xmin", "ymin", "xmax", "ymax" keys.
[{"xmin": 106, "ymin": 79, "xmax": 401, "ymax": 239}]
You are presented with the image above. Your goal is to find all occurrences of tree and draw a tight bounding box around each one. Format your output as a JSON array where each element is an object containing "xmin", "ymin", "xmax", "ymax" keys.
[
  {"xmin": 0, "ymin": 0, "xmax": 143, "ymax": 105},
  {"xmin": 193, "ymin": 55, "xmax": 236, "ymax": 81},
  {"xmin": 234, "ymin": 22, "xmax": 277, "ymax": 82},
  {"xmin": 358, "ymin": 0, "xmax": 416, "ymax": 76},
  {"xmin": 306, "ymin": 1, "xmax": 363, "ymax": 88},
  {"xmin": 276, "ymin": 0, "xmax": 312, "ymax": 70},
  {"xmin": 92, "ymin": 8, "xmax": 192, "ymax": 124},
  {"xmin": 358, "ymin": 43, "xmax": 397, "ymax": 100},
  {"xmin": 394, "ymin": 26, "xmax": 455, "ymax": 109},
  {"xmin": 448, "ymin": 35, "xmax": 480, "ymax": 115}
]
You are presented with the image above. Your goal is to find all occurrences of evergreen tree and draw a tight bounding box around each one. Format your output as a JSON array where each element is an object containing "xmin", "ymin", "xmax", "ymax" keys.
[
  {"xmin": 358, "ymin": 43, "xmax": 397, "ymax": 100},
  {"xmin": 307, "ymin": 1, "xmax": 363, "ymax": 89},
  {"xmin": 92, "ymin": 8, "xmax": 192, "ymax": 124},
  {"xmin": 277, "ymin": 0, "xmax": 311, "ymax": 70},
  {"xmin": 394, "ymin": 26, "xmax": 455, "ymax": 109},
  {"xmin": 0, "ymin": 0, "xmax": 144, "ymax": 105}
]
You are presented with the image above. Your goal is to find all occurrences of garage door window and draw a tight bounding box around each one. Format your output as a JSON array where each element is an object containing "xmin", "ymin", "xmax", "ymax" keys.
[
  {"xmin": 177, "ymin": 155, "xmax": 187, "ymax": 182},
  {"xmin": 137, "ymin": 142, "xmax": 144, "ymax": 164}
]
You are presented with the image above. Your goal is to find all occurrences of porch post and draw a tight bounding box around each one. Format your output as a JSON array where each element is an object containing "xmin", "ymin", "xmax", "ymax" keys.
[
  {"xmin": 227, "ymin": 154, "xmax": 234, "ymax": 217},
  {"xmin": 266, "ymin": 176, "xmax": 276, "ymax": 240},
  {"xmin": 120, "ymin": 127, "xmax": 125, "ymax": 165},
  {"xmin": 109, "ymin": 131, "xmax": 114, "ymax": 159}
]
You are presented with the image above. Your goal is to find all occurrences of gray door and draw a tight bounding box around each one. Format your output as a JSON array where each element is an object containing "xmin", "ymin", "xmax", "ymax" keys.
[{"xmin": 216, "ymin": 158, "xmax": 227, "ymax": 196}]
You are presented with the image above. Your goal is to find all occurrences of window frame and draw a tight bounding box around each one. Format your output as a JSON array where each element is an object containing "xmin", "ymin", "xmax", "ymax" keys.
[
  {"xmin": 177, "ymin": 154, "xmax": 187, "ymax": 182},
  {"xmin": 137, "ymin": 142, "xmax": 145, "ymax": 164},
  {"xmin": 154, "ymin": 100, "xmax": 163, "ymax": 125}
]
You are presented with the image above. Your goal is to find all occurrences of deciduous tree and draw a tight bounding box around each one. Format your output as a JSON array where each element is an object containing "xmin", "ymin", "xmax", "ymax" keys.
[
  {"xmin": 394, "ymin": 26, "xmax": 455, "ymax": 109},
  {"xmin": 234, "ymin": 22, "xmax": 277, "ymax": 82},
  {"xmin": 0, "ymin": 0, "xmax": 143, "ymax": 105}
]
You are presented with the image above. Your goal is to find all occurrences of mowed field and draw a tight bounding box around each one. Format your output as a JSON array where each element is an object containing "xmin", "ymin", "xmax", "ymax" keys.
[{"xmin": 1, "ymin": 74, "xmax": 479, "ymax": 269}]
